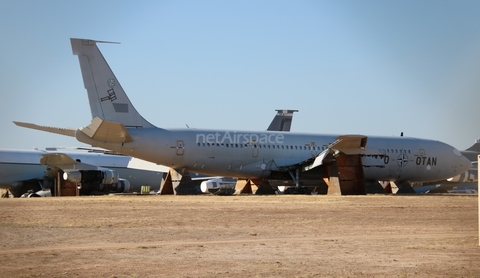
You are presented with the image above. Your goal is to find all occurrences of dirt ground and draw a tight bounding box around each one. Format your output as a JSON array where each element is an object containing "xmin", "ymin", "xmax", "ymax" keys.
[{"xmin": 0, "ymin": 194, "xmax": 479, "ymax": 278}]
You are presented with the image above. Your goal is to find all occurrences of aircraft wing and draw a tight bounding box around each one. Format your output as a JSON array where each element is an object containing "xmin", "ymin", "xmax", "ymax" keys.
[
  {"xmin": 39, "ymin": 152, "xmax": 128, "ymax": 194},
  {"xmin": 329, "ymin": 135, "xmax": 368, "ymax": 155},
  {"xmin": 13, "ymin": 121, "xmax": 76, "ymax": 137},
  {"xmin": 40, "ymin": 153, "xmax": 98, "ymax": 170},
  {"xmin": 280, "ymin": 135, "xmax": 369, "ymax": 172}
]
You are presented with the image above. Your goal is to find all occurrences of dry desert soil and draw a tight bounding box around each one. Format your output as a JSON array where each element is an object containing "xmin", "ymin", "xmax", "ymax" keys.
[{"xmin": 0, "ymin": 194, "xmax": 479, "ymax": 277}]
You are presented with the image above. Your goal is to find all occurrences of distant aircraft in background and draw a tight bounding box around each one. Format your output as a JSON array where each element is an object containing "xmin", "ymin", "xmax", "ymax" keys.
[
  {"xmin": 266, "ymin": 110, "xmax": 298, "ymax": 132},
  {"xmin": 0, "ymin": 148, "xmax": 168, "ymax": 197},
  {"xmin": 460, "ymin": 139, "xmax": 480, "ymax": 161},
  {"xmin": 12, "ymin": 38, "xmax": 472, "ymax": 195}
]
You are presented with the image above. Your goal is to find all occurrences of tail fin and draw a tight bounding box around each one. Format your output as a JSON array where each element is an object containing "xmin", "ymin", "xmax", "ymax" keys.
[
  {"xmin": 466, "ymin": 139, "xmax": 480, "ymax": 152},
  {"xmin": 267, "ymin": 109, "xmax": 298, "ymax": 132},
  {"xmin": 70, "ymin": 38, "xmax": 154, "ymax": 128}
]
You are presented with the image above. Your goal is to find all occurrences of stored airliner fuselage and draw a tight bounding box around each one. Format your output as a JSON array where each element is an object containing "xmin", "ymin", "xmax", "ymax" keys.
[
  {"xmin": 14, "ymin": 38, "xmax": 472, "ymax": 190},
  {"xmin": 0, "ymin": 148, "xmax": 166, "ymax": 197},
  {"xmin": 75, "ymin": 127, "xmax": 469, "ymax": 183}
]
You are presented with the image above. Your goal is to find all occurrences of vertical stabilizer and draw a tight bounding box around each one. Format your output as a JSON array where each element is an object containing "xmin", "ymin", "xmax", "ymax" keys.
[
  {"xmin": 267, "ymin": 109, "xmax": 298, "ymax": 131},
  {"xmin": 466, "ymin": 139, "xmax": 480, "ymax": 152},
  {"xmin": 71, "ymin": 38, "xmax": 154, "ymax": 128}
]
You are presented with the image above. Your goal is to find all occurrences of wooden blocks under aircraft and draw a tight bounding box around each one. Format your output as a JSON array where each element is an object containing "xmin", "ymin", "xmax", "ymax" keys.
[
  {"xmin": 55, "ymin": 171, "xmax": 79, "ymax": 196},
  {"xmin": 235, "ymin": 179, "xmax": 254, "ymax": 194},
  {"xmin": 364, "ymin": 180, "xmax": 389, "ymax": 194},
  {"xmin": 235, "ymin": 179, "xmax": 276, "ymax": 195},
  {"xmin": 325, "ymin": 153, "xmax": 366, "ymax": 195},
  {"xmin": 252, "ymin": 179, "xmax": 276, "ymax": 195},
  {"xmin": 153, "ymin": 158, "xmax": 415, "ymax": 196},
  {"xmin": 390, "ymin": 181, "xmax": 416, "ymax": 194},
  {"xmin": 1, "ymin": 189, "xmax": 11, "ymax": 198},
  {"xmin": 376, "ymin": 181, "xmax": 415, "ymax": 194},
  {"xmin": 158, "ymin": 168, "xmax": 197, "ymax": 195}
]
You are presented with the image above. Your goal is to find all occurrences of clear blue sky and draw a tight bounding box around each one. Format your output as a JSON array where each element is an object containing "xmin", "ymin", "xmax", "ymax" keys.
[{"xmin": 1, "ymin": 0, "xmax": 479, "ymax": 150}]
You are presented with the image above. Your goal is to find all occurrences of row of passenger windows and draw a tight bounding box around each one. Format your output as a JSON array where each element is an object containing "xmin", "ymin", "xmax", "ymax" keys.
[
  {"xmin": 384, "ymin": 149, "xmax": 411, "ymax": 154},
  {"xmin": 195, "ymin": 143, "xmax": 412, "ymax": 154},
  {"xmin": 196, "ymin": 142, "xmax": 326, "ymax": 151}
]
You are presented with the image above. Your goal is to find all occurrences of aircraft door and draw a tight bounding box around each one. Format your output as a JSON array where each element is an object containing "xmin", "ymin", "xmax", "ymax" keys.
[
  {"xmin": 176, "ymin": 140, "xmax": 184, "ymax": 156},
  {"xmin": 252, "ymin": 144, "xmax": 258, "ymax": 158}
]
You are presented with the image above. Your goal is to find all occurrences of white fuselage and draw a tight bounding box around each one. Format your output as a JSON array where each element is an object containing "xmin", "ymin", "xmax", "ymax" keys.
[
  {"xmin": 76, "ymin": 128, "xmax": 471, "ymax": 183},
  {"xmin": 68, "ymin": 38, "xmax": 471, "ymax": 186},
  {"xmin": 0, "ymin": 149, "xmax": 166, "ymax": 192}
]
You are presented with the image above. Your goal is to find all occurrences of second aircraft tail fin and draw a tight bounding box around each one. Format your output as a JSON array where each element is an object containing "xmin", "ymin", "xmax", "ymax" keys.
[
  {"xmin": 267, "ymin": 110, "xmax": 298, "ymax": 132},
  {"xmin": 466, "ymin": 139, "xmax": 480, "ymax": 152},
  {"xmin": 71, "ymin": 38, "xmax": 155, "ymax": 129}
]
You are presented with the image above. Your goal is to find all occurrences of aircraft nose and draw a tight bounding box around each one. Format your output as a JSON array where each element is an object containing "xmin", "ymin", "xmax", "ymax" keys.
[
  {"xmin": 461, "ymin": 155, "xmax": 472, "ymax": 171},
  {"xmin": 453, "ymin": 148, "xmax": 472, "ymax": 174}
]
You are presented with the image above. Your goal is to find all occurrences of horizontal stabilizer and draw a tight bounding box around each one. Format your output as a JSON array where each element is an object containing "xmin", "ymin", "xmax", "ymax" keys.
[
  {"xmin": 80, "ymin": 117, "xmax": 133, "ymax": 143},
  {"xmin": 13, "ymin": 121, "xmax": 76, "ymax": 137}
]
